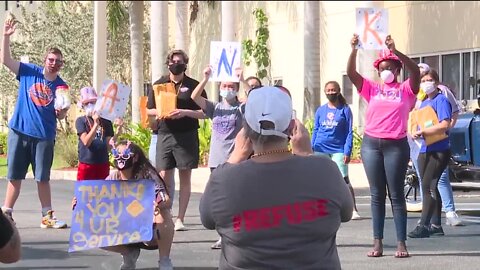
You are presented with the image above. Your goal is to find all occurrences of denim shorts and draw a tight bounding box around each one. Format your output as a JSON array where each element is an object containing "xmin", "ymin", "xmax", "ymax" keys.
[
  {"xmin": 7, "ymin": 129, "xmax": 54, "ymax": 182},
  {"xmin": 314, "ymin": 152, "xmax": 348, "ymax": 179}
]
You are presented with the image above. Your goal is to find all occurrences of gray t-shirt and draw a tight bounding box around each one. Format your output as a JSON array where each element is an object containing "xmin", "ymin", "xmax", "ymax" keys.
[
  {"xmin": 204, "ymin": 100, "xmax": 243, "ymax": 168},
  {"xmin": 200, "ymin": 155, "xmax": 353, "ymax": 270}
]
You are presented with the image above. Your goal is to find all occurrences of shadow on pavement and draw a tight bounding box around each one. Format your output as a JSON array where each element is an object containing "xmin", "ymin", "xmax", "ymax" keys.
[
  {"xmin": 412, "ymin": 252, "xmax": 480, "ymax": 257},
  {"xmin": 4, "ymin": 267, "xmax": 88, "ymax": 269}
]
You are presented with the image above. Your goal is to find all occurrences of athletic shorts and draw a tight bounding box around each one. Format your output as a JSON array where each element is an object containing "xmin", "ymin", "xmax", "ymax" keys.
[
  {"xmin": 76, "ymin": 162, "xmax": 110, "ymax": 181},
  {"xmin": 155, "ymin": 130, "xmax": 199, "ymax": 170},
  {"xmin": 314, "ymin": 152, "xmax": 349, "ymax": 181}
]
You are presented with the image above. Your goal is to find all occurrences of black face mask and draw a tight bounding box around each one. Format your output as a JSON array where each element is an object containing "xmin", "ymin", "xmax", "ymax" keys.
[
  {"xmin": 114, "ymin": 158, "xmax": 134, "ymax": 171},
  {"xmin": 326, "ymin": 93, "xmax": 339, "ymax": 103},
  {"xmin": 168, "ymin": 63, "xmax": 186, "ymax": 75}
]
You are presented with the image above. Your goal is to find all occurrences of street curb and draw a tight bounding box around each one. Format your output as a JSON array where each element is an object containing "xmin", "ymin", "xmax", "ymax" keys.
[{"xmin": 23, "ymin": 163, "xmax": 370, "ymax": 193}]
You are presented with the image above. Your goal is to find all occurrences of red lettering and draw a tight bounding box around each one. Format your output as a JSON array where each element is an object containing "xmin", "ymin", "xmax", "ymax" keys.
[
  {"xmin": 232, "ymin": 215, "xmax": 242, "ymax": 233},
  {"xmin": 302, "ymin": 200, "xmax": 317, "ymax": 221},
  {"xmin": 258, "ymin": 207, "xmax": 272, "ymax": 229},
  {"xmin": 317, "ymin": 199, "xmax": 329, "ymax": 217},
  {"xmin": 362, "ymin": 11, "xmax": 382, "ymax": 46},
  {"xmin": 270, "ymin": 206, "xmax": 284, "ymax": 228},
  {"xmin": 286, "ymin": 203, "xmax": 302, "ymax": 225},
  {"xmin": 243, "ymin": 210, "xmax": 260, "ymax": 232}
]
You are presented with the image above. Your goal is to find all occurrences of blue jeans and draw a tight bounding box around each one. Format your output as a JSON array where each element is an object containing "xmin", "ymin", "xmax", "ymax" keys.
[
  {"xmin": 409, "ymin": 138, "xmax": 455, "ymax": 213},
  {"xmin": 361, "ymin": 134, "xmax": 409, "ymax": 241}
]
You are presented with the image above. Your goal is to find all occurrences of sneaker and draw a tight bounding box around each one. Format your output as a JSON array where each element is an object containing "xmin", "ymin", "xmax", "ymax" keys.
[
  {"xmin": 40, "ymin": 210, "xmax": 67, "ymax": 229},
  {"xmin": 120, "ymin": 246, "xmax": 141, "ymax": 270},
  {"xmin": 158, "ymin": 256, "xmax": 173, "ymax": 270},
  {"xmin": 174, "ymin": 219, "xmax": 187, "ymax": 231},
  {"xmin": 211, "ymin": 238, "xmax": 222, "ymax": 249},
  {"xmin": 446, "ymin": 211, "xmax": 464, "ymax": 226},
  {"xmin": 351, "ymin": 210, "xmax": 362, "ymax": 220},
  {"xmin": 408, "ymin": 225, "xmax": 430, "ymax": 238},
  {"xmin": 428, "ymin": 224, "xmax": 445, "ymax": 236}
]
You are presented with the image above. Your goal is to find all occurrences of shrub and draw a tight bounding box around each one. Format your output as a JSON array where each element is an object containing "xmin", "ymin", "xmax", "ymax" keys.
[
  {"xmin": 198, "ymin": 119, "xmax": 212, "ymax": 166},
  {"xmin": 55, "ymin": 130, "xmax": 79, "ymax": 168},
  {"xmin": 0, "ymin": 132, "xmax": 7, "ymax": 155}
]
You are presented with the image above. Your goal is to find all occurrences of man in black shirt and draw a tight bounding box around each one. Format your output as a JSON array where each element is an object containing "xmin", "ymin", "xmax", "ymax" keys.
[
  {"xmin": 0, "ymin": 209, "xmax": 21, "ymax": 263},
  {"xmin": 147, "ymin": 49, "xmax": 207, "ymax": 231}
]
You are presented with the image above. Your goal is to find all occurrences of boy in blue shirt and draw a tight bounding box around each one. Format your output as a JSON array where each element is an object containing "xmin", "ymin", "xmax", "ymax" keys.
[{"xmin": 0, "ymin": 18, "xmax": 69, "ymax": 228}]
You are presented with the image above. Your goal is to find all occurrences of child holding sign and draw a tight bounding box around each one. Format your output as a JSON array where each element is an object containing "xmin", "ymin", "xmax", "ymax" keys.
[
  {"xmin": 75, "ymin": 87, "xmax": 123, "ymax": 180},
  {"xmin": 105, "ymin": 140, "xmax": 174, "ymax": 270},
  {"xmin": 191, "ymin": 66, "xmax": 244, "ymax": 249}
]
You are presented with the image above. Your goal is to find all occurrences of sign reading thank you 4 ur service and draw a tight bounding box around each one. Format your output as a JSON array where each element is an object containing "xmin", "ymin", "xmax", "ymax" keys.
[{"xmin": 68, "ymin": 180, "xmax": 155, "ymax": 252}]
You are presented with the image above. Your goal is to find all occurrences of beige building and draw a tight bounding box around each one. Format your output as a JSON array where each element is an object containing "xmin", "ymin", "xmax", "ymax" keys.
[{"xmin": 185, "ymin": 1, "xmax": 480, "ymax": 131}]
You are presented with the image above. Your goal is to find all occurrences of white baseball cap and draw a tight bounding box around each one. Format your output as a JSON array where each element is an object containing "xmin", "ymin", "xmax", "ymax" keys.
[
  {"xmin": 418, "ymin": 63, "xmax": 430, "ymax": 73},
  {"xmin": 244, "ymin": 86, "xmax": 292, "ymax": 138}
]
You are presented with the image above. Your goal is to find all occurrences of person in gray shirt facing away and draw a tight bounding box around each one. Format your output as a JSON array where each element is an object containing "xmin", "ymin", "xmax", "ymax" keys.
[{"xmin": 200, "ymin": 86, "xmax": 353, "ymax": 270}]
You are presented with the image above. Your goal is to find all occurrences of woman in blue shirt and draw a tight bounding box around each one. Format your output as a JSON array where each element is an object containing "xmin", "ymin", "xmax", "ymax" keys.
[
  {"xmin": 312, "ymin": 81, "xmax": 360, "ymax": 220},
  {"xmin": 408, "ymin": 69, "xmax": 452, "ymax": 238}
]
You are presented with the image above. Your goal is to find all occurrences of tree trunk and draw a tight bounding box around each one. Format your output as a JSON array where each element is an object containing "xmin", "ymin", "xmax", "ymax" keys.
[
  {"xmin": 151, "ymin": 1, "xmax": 168, "ymax": 83},
  {"xmin": 175, "ymin": 1, "xmax": 189, "ymax": 51},
  {"xmin": 221, "ymin": 1, "xmax": 236, "ymax": 41},
  {"xmin": 93, "ymin": 1, "xmax": 107, "ymax": 98},
  {"xmin": 129, "ymin": 1, "xmax": 144, "ymax": 124},
  {"xmin": 304, "ymin": 1, "xmax": 320, "ymax": 121}
]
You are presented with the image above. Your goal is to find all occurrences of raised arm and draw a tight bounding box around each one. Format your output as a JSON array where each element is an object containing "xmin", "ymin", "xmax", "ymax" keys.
[
  {"xmin": 1, "ymin": 18, "xmax": 20, "ymax": 75},
  {"xmin": 191, "ymin": 66, "xmax": 212, "ymax": 111},
  {"xmin": 346, "ymin": 34, "xmax": 364, "ymax": 91},
  {"xmin": 385, "ymin": 35, "xmax": 420, "ymax": 94}
]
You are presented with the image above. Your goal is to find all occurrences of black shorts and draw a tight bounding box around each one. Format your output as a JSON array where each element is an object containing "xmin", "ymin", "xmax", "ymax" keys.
[{"xmin": 156, "ymin": 130, "xmax": 199, "ymax": 170}]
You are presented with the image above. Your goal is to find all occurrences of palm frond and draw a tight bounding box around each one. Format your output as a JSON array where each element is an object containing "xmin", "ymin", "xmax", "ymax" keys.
[{"xmin": 107, "ymin": 0, "xmax": 129, "ymax": 39}]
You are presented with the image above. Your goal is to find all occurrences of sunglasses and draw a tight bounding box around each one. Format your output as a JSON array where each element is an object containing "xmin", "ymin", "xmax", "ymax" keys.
[
  {"xmin": 111, "ymin": 148, "xmax": 132, "ymax": 160},
  {"xmin": 47, "ymin": 58, "xmax": 63, "ymax": 65}
]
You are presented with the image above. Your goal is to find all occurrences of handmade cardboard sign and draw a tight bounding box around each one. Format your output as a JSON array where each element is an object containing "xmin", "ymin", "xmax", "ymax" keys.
[
  {"xmin": 94, "ymin": 80, "xmax": 131, "ymax": 121},
  {"xmin": 68, "ymin": 179, "xmax": 155, "ymax": 252},
  {"xmin": 409, "ymin": 106, "xmax": 448, "ymax": 146},
  {"xmin": 355, "ymin": 8, "xmax": 389, "ymax": 50},
  {"xmin": 209, "ymin": 41, "xmax": 241, "ymax": 82}
]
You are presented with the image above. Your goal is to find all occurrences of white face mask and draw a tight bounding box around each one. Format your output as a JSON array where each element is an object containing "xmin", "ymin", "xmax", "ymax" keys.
[
  {"xmin": 84, "ymin": 103, "xmax": 95, "ymax": 116},
  {"xmin": 420, "ymin": 81, "xmax": 437, "ymax": 95},
  {"xmin": 380, "ymin": 70, "xmax": 395, "ymax": 84},
  {"xmin": 220, "ymin": 89, "xmax": 237, "ymax": 100}
]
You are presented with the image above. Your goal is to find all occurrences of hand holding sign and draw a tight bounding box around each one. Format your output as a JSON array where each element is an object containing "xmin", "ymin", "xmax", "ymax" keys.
[
  {"xmin": 94, "ymin": 80, "xmax": 131, "ymax": 122},
  {"xmin": 209, "ymin": 41, "xmax": 241, "ymax": 82},
  {"xmin": 355, "ymin": 8, "xmax": 388, "ymax": 50},
  {"xmin": 385, "ymin": 35, "xmax": 396, "ymax": 52}
]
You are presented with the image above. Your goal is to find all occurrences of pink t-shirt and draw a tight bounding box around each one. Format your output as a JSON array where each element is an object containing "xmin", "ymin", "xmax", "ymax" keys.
[{"xmin": 360, "ymin": 78, "xmax": 416, "ymax": 139}]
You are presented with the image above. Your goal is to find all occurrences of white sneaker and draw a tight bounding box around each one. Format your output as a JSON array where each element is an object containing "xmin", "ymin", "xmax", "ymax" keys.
[
  {"xmin": 211, "ymin": 238, "xmax": 222, "ymax": 249},
  {"xmin": 351, "ymin": 210, "xmax": 362, "ymax": 220},
  {"xmin": 445, "ymin": 211, "xmax": 464, "ymax": 226},
  {"xmin": 158, "ymin": 256, "xmax": 173, "ymax": 270},
  {"xmin": 120, "ymin": 246, "xmax": 140, "ymax": 270},
  {"xmin": 174, "ymin": 219, "xmax": 187, "ymax": 231}
]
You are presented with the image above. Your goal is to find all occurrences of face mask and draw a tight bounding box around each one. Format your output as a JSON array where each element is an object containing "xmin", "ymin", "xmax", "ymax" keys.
[
  {"xmin": 84, "ymin": 103, "xmax": 95, "ymax": 116},
  {"xmin": 380, "ymin": 70, "xmax": 395, "ymax": 83},
  {"xmin": 112, "ymin": 147, "xmax": 134, "ymax": 171},
  {"xmin": 168, "ymin": 63, "xmax": 186, "ymax": 75},
  {"xmin": 420, "ymin": 81, "xmax": 436, "ymax": 95},
  {"xmin": 220, "ymin": 89, "xmax": 237, "ymax": 100},
  {"xmin": 326, "ymin": 93, "xmax": 339, "ymax": 103}
]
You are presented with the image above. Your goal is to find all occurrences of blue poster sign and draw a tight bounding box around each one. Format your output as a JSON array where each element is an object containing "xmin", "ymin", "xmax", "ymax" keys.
[{"xmin": 68, "ymin": 179, "xmax": 155, "ymax": 252}]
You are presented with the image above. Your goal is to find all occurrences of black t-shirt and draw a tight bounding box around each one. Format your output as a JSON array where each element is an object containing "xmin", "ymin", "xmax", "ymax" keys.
[
  {"xmin": 147, "ymin": 75, "xmax": 207, "ymax": 133},
  {"xmin": 0, "ymin": 209, "xmax": 13, "ymax": 249},
  {"xmin": 75, "ymin": 116, "xmax": 114, "ymax": 164}
]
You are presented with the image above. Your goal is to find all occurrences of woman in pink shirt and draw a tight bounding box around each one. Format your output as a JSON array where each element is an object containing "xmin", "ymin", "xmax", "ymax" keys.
[{"xmin": 347, "ymin": 35, "xmax": 420, "ymax": 258}]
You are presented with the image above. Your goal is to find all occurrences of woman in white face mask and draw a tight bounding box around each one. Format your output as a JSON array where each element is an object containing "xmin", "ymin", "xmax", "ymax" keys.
[
  {"xmin": 191, "ymin": 66, "xmax": 244, "ymax": 249},
  {"xmin": 407, "ymin": 69, "xmax": 452, "ymax": 239},
  {"xmin": 346, "ymin": 35, "xmax": 420, "ymax": 259}
]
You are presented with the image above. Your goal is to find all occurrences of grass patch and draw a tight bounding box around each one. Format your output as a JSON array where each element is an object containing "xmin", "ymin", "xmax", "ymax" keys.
[{"xmin": 0, "ymin": 155, "xmax": 73, "ymax": 178}]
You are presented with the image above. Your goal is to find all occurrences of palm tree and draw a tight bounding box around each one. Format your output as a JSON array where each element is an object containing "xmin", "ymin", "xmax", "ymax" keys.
[
  {"xmin": 150, "ymin": 1, "xmax": 168, "ymax": 83},
  {"xmin": 128, "ymin": 1, "xmax": 144, "ymax": 124},
  {"xmin": 175, "ymin": 1, "xmax": 188, "ymax": 51},
  {"xmin": 221, "ymin": 1, "xmax": 236, "ymax": 41},
  {"xmin": 304, "ymin": 1, "xmax": 320, "ymax": 119}
]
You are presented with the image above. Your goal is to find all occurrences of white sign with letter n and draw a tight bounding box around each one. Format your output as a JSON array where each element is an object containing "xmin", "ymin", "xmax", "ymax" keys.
[
  {"xmin": 209, "ymin": 41, "xmax": 241, "ymax": 82},
  {"xmin": 355, "ymin": 8, "xmax": 389, "ymax": 50},
  {"xmin": 94, "ymin": 80, "xmax": 131, "ymax": 121}
]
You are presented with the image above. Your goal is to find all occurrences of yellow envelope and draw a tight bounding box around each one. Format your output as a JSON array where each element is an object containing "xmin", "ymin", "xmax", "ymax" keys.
[
  {"xmin": 409, "ymin": 106, "xmax": 448, "ymax": 146},
  {"xmin": 153, "ymin": 83, "xmax": 177, "ymax": 118}
]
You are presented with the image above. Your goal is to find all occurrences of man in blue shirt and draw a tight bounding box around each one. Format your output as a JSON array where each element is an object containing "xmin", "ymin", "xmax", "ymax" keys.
[{"xmin": 0, "ymin": 18, "xmax": 69, "ymax": 229}]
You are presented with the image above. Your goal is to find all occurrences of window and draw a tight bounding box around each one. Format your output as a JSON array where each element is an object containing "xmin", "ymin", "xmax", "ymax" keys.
[
  {"xmin": 404, "ymin": 57, "xmax": 420, "ymax": 80},
  {"xmin": 462, "ymin": 52, "xmax": 472, "ymax": 100},
  {"xmin": 475, "ymin": 51, "xmax": 480, "ymax": 99},
  {"xmin": 442, "ymin": 54, "xmax": 460, "ymax": 98},
  {"xmin": 342, "ymin": 75, "xmax": 353, "ymax": 104}
]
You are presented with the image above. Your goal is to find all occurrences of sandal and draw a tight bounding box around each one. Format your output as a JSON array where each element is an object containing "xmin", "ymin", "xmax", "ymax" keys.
[
  {"xmin": 394, "ymin": 251, "xmax": 410, "ymax": 258},
  {"xmin": 367, "ymin": 250, "xmax": 383, "ymax": 257}
]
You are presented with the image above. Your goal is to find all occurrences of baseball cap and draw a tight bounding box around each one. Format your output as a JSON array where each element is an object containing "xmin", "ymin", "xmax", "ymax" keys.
[
  {"xmin": 418, "ymin": 63, "xmax": 430, "ymax": 73},
  {"xmin": 244, "ymin": 86, "xmax": 292, "ymax": 138}
]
